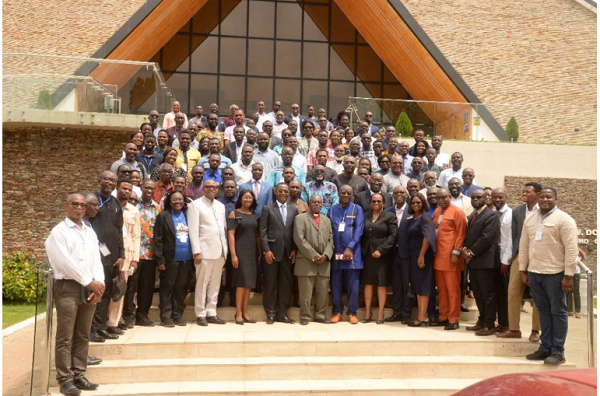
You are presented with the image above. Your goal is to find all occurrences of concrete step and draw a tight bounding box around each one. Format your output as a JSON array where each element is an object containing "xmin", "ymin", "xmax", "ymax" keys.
[
  {"xmin": 89, "ymin": 323, "xmax": 538, "ymax": 360},
  {"xmin": 67, "ymin": 355, "xmax": 575, "ymax": 385},
  {"xmin": 50, "ymin": 378, "xmax": 482, "ymax": 395}
]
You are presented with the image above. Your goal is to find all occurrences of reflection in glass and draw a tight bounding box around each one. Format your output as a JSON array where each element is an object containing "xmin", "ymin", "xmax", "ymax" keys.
[
  {"xmin": 220, "ymin": 0, "xmax": 247, "ymax": 36},
  {"xmin": 329, "ymin": 81, "xmax": 354, "ymax": 115},
  {"xmin": 191, "ymin": 36, "xmax": 218, "ymax": 73},
  {"xmin": 275, "ymin": 79, "xmax": 301, "ymax": 110},
  {"xmin": 303, "ymin": 43, "xmax": 328, "ymax": 79},
  {"xmin": 248, "ymin": 78, "xmax": 274, "ymax": 108},
  {"xmin": 249, "ymin": 0, "xmax": 275, "ymax": 38},
  {"xmin": 277, "ymin": 2, "xmax": 302, "ymax": 40},
  {"xmin": 219, "ymin": 76, "xmax": 246, "ymax": 110},
  {"xmin": 167, "ymin": 73, "xmax": 190, "ymax": 113},
  {"xmin": 275, "ymin": 41, "xmax": 301, "ymax": 78},
  {"xmin": 248, "ymin": 40, "xmax": 274, "ymax": 76},
  {"xmin": 220, "ymin": 38, "xmax": 247, "ymax": 75},
  {"xmin": 302, "ymin": 80, "xmax": 327, "ymax": 112},
  {"xmin": 191, "ymin": 75, "xmax": 218, "ymax": 109}
]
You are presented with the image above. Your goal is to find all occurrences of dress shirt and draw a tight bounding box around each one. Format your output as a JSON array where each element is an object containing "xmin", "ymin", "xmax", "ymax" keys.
[
  {"xmin": 395, "ymin": 203, "xmax": 407, "ymax": 226},
  {"xmin": 358, "ymin": 149, "xmax": 378, "ymax": 171},
  {"xmin": 273, "ymin": 122, "xmax": 288, "ymax": 138},
  {"xmin": 519, "ymin": 207, "xmax": 578, "ymax": 276},
  {"xmin": 293, "ymin": 152, "xmax": 308, "ymax": 173},
  {"xmin": 326, "ymin": 159, "xmax": 344, "ymax": 175},
  {"xmin": 184, "ymin": 182, "xmax": 204, "ymax": 201},
  {"xmin": 230, "ymin": 161, "xmax": 255, "ymax": 186},
  {"xmin": 110, "ymin": 158, "xmax": 148, "ymax": 180},
  {"xmin": 255, "ymin": 112, "xmax": 271, "ymax": 131},
  {"xmin": 224, "ymin": 124, "xmax": 249, "ymax": 143},
  {"xmin": 438, "ymin": 167, "xmax": 464, "ymax": 189},
  {"xmin": 401, "ymin": 154, "xmax": 414, "ymax": 175},
  {"xmin": 267, "ymin": 164, "xmax": 306, "ymax": 186},
  {"xmin": 203, "ymin": 169, "xmax": 223, "ymax": 184},
  {"xmin": 188, "ymin": 115, "xmax": 207, "ymax": 128},
  {"xmin": 382, "ymin": 172, "xmax": 410, "ymax": 194},
  {"xmin": 217, "ymin": 197, "xmax": 236, "ymax": 217},
  {"xmin": 526, "ymin": 203, "xmax": 540, "ymax": 218},
  {"xmin": 434, "ymin": 152, "xmax": 451, "ymax": 168},
  {"xmin": 497, "ymin": 204, "xmax": 513, "ymax": 265},
  {"xmin": 45, "ymin": 218, "xmax": 105, "ymax": 286},
  {"xmin": 450, "ymin": 194, "xmax": 473, "ymax": 216},
  {"xmin": 162, "ymin": 111, "xmax": 188, "ymax": 129},
  {"xmin": 462, "ymin": 184, "xmax": 482, "ymax": 197},
  {"xmin": 253, "ymin": 149, "xmax": 281, "ymax": 181},
  {"xmin": 307, "ymin": 147, "xmax": 335, "ymax": 166},
  {"xmin": 299, "ymin": 137, "xmax": 319, "ymax": 156},
  {"xmin": 138, "ymin": 200, "xmax": 161, "ymax": 260},
  {"xmin": 301, "ymin": 181, "xmax": 339, "ymax": 215},
  {"xmin": 198, "ymin": 154, "xmax": 233, "ymax": 170}
]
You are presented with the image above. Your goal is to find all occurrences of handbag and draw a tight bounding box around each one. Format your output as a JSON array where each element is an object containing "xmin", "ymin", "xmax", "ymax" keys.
[{"xmin": 111, "ymin": 272, "xmax": 127, "ymax": 302}]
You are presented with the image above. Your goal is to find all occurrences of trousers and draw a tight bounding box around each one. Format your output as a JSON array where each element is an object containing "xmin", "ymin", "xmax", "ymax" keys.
[
  {"xmin": 435, "ymin": 269, "xmax": 461, "ymax": 323},
  {"xmin": 298, "ymin": 274, "xmax": 329, "ymax": 321},
  {"xmin": 133, "ymin": 259, "xmax": 157, "ymax": 320},
  {"xmin": 391, "ymin": 257, "xmax": 413, "ymax": 318},
  {"xmin": 331, "ymin": 268, "xmax": 361, "ymax": 315},
  {"xmin": 507, "ymin": 255, "xmax": 540, "ymax": 331},
  {"xmin": 529, "ymin": 271, "xmax": 568, "ymax": 356},
  {"xmin": 194, "ymin": 257, "xmax": 226, "ymax": 318},
  {"xmin": 263, "ymin": 255, "xmax": 293, "ymax": 318},
  {"xmin": 159, "ymin": 260, "xmax": 191, "ymax": 321}
]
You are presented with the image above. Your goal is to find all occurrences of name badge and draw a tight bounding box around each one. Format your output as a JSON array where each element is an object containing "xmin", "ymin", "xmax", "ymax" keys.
[
  {"xmin": 338, "ymin": 222, "xmax": 346, "ymax": 232},
  {"xmin": 535, "ymin": 229, "xmax": 543, "ymax": 241},
  {"xmin": 99, "ymin": 243, "xmax": 111, "ymax": 257}
]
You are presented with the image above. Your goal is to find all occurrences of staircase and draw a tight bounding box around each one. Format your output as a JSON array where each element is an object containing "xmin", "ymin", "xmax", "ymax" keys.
[{"xmin": 49, "ymin": 293, "xmax": 575, "ymax": 395}]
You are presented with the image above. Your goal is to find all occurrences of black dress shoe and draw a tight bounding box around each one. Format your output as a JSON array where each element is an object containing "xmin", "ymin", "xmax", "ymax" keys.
[
  {"xmin": 59, "ymin": 381, "xmax": 81, "ymax": 395},
  {"xmin": 266, "ymin": 316, "xmax": 275, "ymax": 325},
  {"xmin": 161, "ymin": 319, "xmax": 175, "ymax": 328},
  {"xmin": 444, "ymin": 322, "xmax": 460, "ymax": 330},
  {"xmin": 207, "ymin": 316, "xmax": 226, "ymax": 325},
  {"xmin": 400, "ymin": 317, "xmax": 411, "ymax": 324},
  {"xmin": 125, "ymin": 320, "xmax": 135, "ymax": 329},
  {"xmin": 97, "ymin": 330, "xmax": 119, "ymax": 340},
  {"xmin": 460, "ymin": 304, "xmax": 470, "ymax": 312},
  {"xmin": 118, "ymin": 322, "xmax": 129, "ymax": 331},
  {"xmin": 300, "ymin": 319, "xmax": 309, "ymax": 325},
  {"xmin": 466, "ymin": 323, "xmax": 483, "ymax": 331},
  {"xmin": 384, "ymin": 314, "xmax": 403, "ymax": 322},
  {"xmin": 173, "ymin": 317, "xmax": 186, "ymax": 326},
  {"xmin": 74, "ymin": 377, "xmax": 98, "ymax": 391},
  {"xmin": 107, "ymin": 326, "xmax": 123, "ymax": 335},
  {"xmin": 276, "ymin": 316, "xmax": 295, "ymax": 324},
  {"xmin": 87, "ymin": 356, "xmax": 102, "ymax": 366},
  {"xmin": 429, "ymin": 319, "xmax": 449, "ymax": 327},
  {"xmin": 89, "ymin": 332, "xmax": 105, "ymax": 343},
  {"xmin": 314, "ymin": 318, "xmax": 329, "ymax": 324},
  {"xmin": 135, "ymin": 317, "xmax": 155, "ymax": 327},
  {"xmin": 197, "ymin": 317, "xmax": 208, "ymax": 326}
]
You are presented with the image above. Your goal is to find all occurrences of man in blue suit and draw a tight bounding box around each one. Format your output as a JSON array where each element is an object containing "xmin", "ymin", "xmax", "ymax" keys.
[
  {"xmin": 328, "ymin": 185, "xmax": 364, "ymax": 325},
  {"xmin": 239, "ymin": 163, "xmax": 273, "ymax": 217}
]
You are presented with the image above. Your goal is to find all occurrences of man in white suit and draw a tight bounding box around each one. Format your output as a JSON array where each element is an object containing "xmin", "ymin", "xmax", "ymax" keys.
[{"xmin": 188, "ymin": 179, "xmax": 229, "ymax": 326}]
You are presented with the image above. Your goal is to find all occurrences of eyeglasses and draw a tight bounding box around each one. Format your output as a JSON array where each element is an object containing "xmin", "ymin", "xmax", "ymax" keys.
[
  {"xmin": 371, "ymin": 200, "xmax": 383, "ymax": 203},
  {"xmin": 149, "ymin": 114, "xmax": 159, "ymax": 117},
  {"xmin": 128, "ymin": 198, "xmax": 140, "ymax": 204},
  {"xmin": 69, "ymin": 202, "xmax": 86, "ymax": 208}
]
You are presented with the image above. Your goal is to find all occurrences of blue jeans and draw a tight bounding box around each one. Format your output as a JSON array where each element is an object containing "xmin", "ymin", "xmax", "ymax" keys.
[{"xmin": 528, "ymin": 271, "xmax": 568, "ymax": 356}]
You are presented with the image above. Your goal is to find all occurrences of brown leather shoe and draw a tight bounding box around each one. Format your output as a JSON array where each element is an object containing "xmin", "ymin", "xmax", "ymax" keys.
[
  {"xmin": 496, "ymin": 330, "xmax": 522, "ymax": 338},
  {"xmin": 466, "ymin": 323, "xmax": 483, "ymax": 331},
  {"xmin": 349, "ymin": 315, "xmax": 359, "ymax": 325},
  {"xmin": 495, "ymin": 325, "xmax": 509, "ymax": 333},
  {"xmin": 475, "ymin": 327, "xmax": 497, "ymax": 336},
  {"xmin": 330, "ymin": 313, "xmax": 342, "ymax": 324},
  {"xmin": 529, "ymin": 331, "xmax": 540, "ymax": 343}
]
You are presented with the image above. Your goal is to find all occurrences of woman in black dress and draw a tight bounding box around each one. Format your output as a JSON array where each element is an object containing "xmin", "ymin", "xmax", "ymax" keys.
[
  {"xmin": 227, "ymin": 189, "xmax": 261, "ymax": 325},
  {"xmin": 361, "ymin": 193, "xmax": 398, "ymax": 324},
  {"xmin": 405, "ymin": 193, "xmax": 437, "ymax": 327}
]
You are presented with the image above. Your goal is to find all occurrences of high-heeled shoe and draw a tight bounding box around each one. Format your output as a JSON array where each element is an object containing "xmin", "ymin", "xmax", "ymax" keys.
[
  {"xmin": 362, "ymin": 313, "xmax": 372, "ymax": 324},
  {"xmin": 235, "ymin": 317, "xmax": 244, "ymax": 325},
  {"xmin": 407, "ymin": 319, "xmax": 429, "ymax": 327},
  {"xmin": 243, "ymin": 317, "xmax": 256, "ymax": 324},
  {"xmin": 376, "ymin": 317, "xmax": 385, "ymax": 325}
]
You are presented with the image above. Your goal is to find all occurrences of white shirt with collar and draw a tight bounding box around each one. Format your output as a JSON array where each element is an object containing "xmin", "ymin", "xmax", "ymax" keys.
[
  {"xmin": 434, "ymin": 152, "xmax": 450, "ymax": 168},
  {"xmin": 497, "ymin": 204, "xmax": 513, "ymax": 265},
  {"xmin": 395, "ymin": 202, "xmax": 408, "ymax": 227},
  {"xmin": 451, "ymin": 194, "xmax": 474, "ymax": 216},
  {"xmin": 256, "ymin": 112, "xmax": 271, "ymax": 131},
  {"xmin": 526, "ymin": 203, "xmax": 540, "ymax": 218},
  {"xmin": 231, "ymin": 161, "xmax": 255, "ymax": 186},
  {"xmin": 293, "ymin": 152, "xmax": 308, "ymax": 173},
  {"xmin": 45, "ymin": 218, "xmax": 105, "ymax": 286}
]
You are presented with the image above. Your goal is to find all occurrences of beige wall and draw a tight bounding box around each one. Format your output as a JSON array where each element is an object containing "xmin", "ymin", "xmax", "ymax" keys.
[{"xmin": 441, "ymin": 140, "xmax": 597, "ymax": 189}]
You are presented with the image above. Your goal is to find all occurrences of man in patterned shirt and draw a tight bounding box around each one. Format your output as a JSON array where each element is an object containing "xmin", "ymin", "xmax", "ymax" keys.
[{"xmin": 301, "ymin": 165, "xmax": 339, "ymax": 215}]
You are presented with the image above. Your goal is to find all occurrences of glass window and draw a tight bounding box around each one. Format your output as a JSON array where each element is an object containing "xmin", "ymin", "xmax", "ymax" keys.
[
  {"xmin": 248, "ymin": 0, "xmax": 275, "ymax": 38},
  {"xmin": 302, "ymin": 80, "xmax": 327, "ymax": 112},
  {"xmin": 276, "ymin": 2, "xmax": 302, "ymax": 40},
  {"xmin": 248, "ymin": 39, "xmax": 274, "ymax": 76},
  {"xmin": 191, "ymin": 36, "xmax": 218, "ymax": 73},
  {"xmin": 247, "ymin": 78, "xmax": 273, "ymax": 108},
  {"xmin": 166, "ymin": 73, "xmax": 190, "ymax": 113},
  {"xmin": 219, "ymin": 76, "xmax": 246, "ymax": 110},
  {"xmin": 303, "ymin": 7, "xmax": 328, "ymax": 42},
  {"xmin": 220, "ymin": 37, "xmax": 247, "ymax": 75},
  {"xmin": 302, "ymin": 42, "xmax": 328, "ymax": 79},
  {"xmin": 329, "ymin": 81, "xmax": 354, "ymax": 115},
  {"xmin": 220, "ymin": 0, "xmax": 248, "ymax": 36},
  {"xmin": 275, "ymin": 79, "xmax": 300, "ymax": 111},
  {"xmin": 275, "ymin": 41, "xmax": 301, "ymax": 78},
  {"xmin": 190, "ymin": 75, "xmax": 218, "ymax": 110},
  {"xmin": 330, "ymin": 45, "xmax": 355, "ymax": 81}
]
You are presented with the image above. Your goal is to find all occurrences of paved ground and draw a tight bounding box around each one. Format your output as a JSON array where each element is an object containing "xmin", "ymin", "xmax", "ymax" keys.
[{"xmin": 3, "ymin": 307, "xmax": 596, "ymax": 396}]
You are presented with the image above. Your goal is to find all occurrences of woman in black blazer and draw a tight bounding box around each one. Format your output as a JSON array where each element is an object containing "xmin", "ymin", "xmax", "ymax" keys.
[
  {"xmin": 154, "ymin": 191, "xmax": 193, "ymax": 327},
  {"xmin": 361, "ymin": 193, "xmax": 398, "ymax": 324}
]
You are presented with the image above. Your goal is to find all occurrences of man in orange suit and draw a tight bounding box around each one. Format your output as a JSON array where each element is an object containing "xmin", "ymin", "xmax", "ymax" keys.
[{"xmin": 430, "ymin": 188, "xmax": 467, "ymax": 330}]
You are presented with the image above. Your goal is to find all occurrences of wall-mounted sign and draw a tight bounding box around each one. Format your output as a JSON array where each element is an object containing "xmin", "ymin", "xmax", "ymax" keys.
[{"xmin": 578, "ymin": 228, "xmax": 597, "ymax": 245}]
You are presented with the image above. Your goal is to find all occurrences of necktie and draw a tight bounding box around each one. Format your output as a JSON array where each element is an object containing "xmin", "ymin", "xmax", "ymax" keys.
[
  {"xmin": 281, "ymin": 204, "xmax": 287, "ymax": 226},
  {"xmin": 254, "ymin": 181, "xmax": 259, "ymax": 197},
  {"xmin": 471, "ymin": 211, "xmax": 478, "ymax": 223}
]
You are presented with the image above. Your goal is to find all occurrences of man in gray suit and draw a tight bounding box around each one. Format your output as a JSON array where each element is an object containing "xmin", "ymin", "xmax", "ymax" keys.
[
  {"xmin": 463, "ymin": 189, "xmax": 500, "ymax": 336},
  {"xmin": 259, "ymin": 183, "xmax": 298, "ymax": 324},
  {"xmin": 293, "ymin": 195, "xmax": 334, "ymax": 325}
]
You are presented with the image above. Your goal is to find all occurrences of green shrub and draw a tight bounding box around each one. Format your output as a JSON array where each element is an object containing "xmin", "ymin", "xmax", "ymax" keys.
[
  {"xmin": 2, "ymin": 252, "xmax": 45, "ymax": 303},
  {"xmin": 506, "ymin": 116, "xmax": 519, "ymax": 142},
  {"xmin": 395, "ymin": 111, "xmax": 413, "ymax": 138}
]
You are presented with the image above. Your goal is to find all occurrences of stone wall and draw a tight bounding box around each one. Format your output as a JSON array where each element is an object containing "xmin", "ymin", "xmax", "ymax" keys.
[
  {"xmin": 3, "ymin": 126, "xmax": 130, "ymax": 259},
  {"xmin": 504, "ymin": 176, "xmax": 597, "ymax": 285}
]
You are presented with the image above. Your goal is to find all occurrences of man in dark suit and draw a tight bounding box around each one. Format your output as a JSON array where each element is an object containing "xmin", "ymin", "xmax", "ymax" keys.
[
  {"xmin": 354, "ymin": 173, "xmax": 393, "ymax": 214},
  {"xmin": 463, "ymin": 189, "xmax": 500, "ymax": 336},
  {"xmin": 497, "ymin": 182, "xmax": 542, "ymax": 341},
  {"xmin": 223, "ymin": 125, "xmax": 245, "ymax": 163},
  {"xmin": 385, "ymin": 185, "xmax": 412, "ymax": 323},
  {"xmin": 259, "ymin": 183, "xmax": 298, "ymax": 324},
  {"xmin": 239, "ymin": 163, "xmax": 273, "ymax": 217}
]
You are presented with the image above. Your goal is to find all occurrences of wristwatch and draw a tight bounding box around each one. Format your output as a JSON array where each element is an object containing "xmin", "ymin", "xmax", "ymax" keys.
[{"xmin": 564, "ymin": 275, "xmax": 573, "ymax": 280}]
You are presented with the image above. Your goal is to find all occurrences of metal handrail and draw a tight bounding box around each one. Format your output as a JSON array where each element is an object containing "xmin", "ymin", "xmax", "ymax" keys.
[
  {"xmin": 40, "ymin": 269, "xmax": 54, "ymax": 396},
  {"xmin": 576, "ymin": 258, "xmax": 595, "ymax": 368}
]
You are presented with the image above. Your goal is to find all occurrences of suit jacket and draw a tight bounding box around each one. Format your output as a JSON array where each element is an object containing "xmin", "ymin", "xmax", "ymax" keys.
[
  {"xmin": 154, "ymin": 210, "xmax": 178, "ymax": 265},
  {"xmin": 361, "ymin": 211, "xmax": 398, "ymax": 258},
  {"xmin": 223, "ymin": 141, "xmax": 242, "ymax": 163},
  {"xmin": 293, "ymin": 212, "xmax": 334, "ymax": 277},
  {"xmin": 354, "ymin": 190, "xmax": 393, "ymax": 214},
  {"xmin": 433, "ymin": 204, "xmax": 467, "ymax": 271},
  {"xmin": 259, "ymin": 201, "xmax": 298, "ymax": 262},
  {"xmin": 91, "ymin": 194, "xmax": 124, "ymax": 266},
  {"xmin": 239, "ymin": 180, "xmax": 273, "ymax": 217},
  {"xmin": 464, "ymin": 207, "xmax": 500, "ymax": 269},
  {"xmin": 511, "ymin": 204, "xmax": 526, "ymax": 260},
  {"xmin": 388, "ymin": 205, "xmax": 412, "ymax": 260},
  {"xmin": 188, "ymin": 196, "xmax": 228, "ymax": 259}
]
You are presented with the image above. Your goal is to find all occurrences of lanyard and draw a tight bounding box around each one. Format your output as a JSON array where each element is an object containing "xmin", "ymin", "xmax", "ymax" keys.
[
  {"xmin": 65, "ymin": 220, "xmax": 86, "ymax": 244},
  {"xmin": 97, "ymin": 192, "xmax": 111, "ymax": 208}
]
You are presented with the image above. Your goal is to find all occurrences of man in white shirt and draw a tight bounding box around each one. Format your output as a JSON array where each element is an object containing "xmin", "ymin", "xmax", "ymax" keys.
[
  {"xmin": 255, "ymin": 101, "xmax": 271, "ymax": 131},
  {"xmin": 382, "ymin": 156, "xmax": 410, "ymax": 194},
  {"xmin": 267, "ymin": 101, "xmax": 282, "ymax": 123},
  {"xmin": 162, "ymin": 100, "xmax": 188, "ymax": 130},
  {"xmin": 448, "ymin": 177, "xmax": 474, "ymax": 216},
  {"xmin": 224, "ymin": 109, "xmax": 249, "ymax": 144},
  {"xmin": 254, "ymin": 132, "xmax": 282, "ymax": 181},
  {"xmin": 431, "ymin": 135, "xmax": 450, "ymax": 168},
  {"xmin": 230, "ymin": 144, "xmax": 255, "ymax": 186},
  {"xmin": 438, "ymin": 152, "xmax": 471, "ymax": 188},
  {"xmin": 45, "ymin": 194, "xmax": 105, "ymax": 395},
  {"xmin": 493, "ymin": 187, "xmax": 512, "ymax": 333}
]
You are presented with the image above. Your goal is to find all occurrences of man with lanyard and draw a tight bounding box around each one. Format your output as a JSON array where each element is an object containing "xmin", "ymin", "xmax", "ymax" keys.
[
  {"xmin": 184, "ymin": 165, "xmax": 205, "ymax": 201},
  {"xmin": 45, "ymin": 193, "xmax": 105, "ymax": 395},
  {"xmin": 174, "ymin": 130, "xmax": 201, "ymax": 182},
  {"xmin": 136, "ymin": 134, "xmax": 163, "ymax": 175},
  {"xmin": 328, "ymin": 185, "xmax": 364, "ymax": 325},
  {"xmin": 90, "ymin": 171, "xmax": 124, "ymax": 342}
]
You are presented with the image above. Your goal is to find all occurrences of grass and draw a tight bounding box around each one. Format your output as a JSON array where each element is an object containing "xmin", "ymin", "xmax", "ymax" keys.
[{"xmin": 3, "ymin": 301, "xmax": 46, "ymax": 329}]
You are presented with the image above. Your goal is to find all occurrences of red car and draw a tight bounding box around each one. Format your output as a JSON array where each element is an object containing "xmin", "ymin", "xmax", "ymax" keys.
[{"xmin": 452, "ymin": 369, "xmax": 597, "ymax": 395}]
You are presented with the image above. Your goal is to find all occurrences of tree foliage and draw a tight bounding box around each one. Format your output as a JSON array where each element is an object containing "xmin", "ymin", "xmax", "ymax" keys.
[
  {"xmin": 506, "ymin": 116, "xmax": 519, "ymax": 142},
  {"xmin": 3, "ymin": 252, "xmax": 45, "ymax": 303},
  {"xmin": 395, "ymin": 111, "xmax": 413, "ymax": 138}
]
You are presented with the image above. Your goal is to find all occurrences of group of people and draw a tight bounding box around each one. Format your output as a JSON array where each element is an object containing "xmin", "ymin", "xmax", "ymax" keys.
[{"xmin": 46, "ymin": 100, "xmax": 581, "ymax": 395}]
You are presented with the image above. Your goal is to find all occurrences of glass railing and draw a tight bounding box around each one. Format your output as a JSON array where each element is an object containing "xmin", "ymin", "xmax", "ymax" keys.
[
  {"xmin": 3, "ymin": 53, "xmax": 173, "ymax": 115},
  {"xmin": 348, "ymin": 96, "xmax": 597, "ymax": 145},
  {"xmin": 577, "ymin": 258, "xmax": 596, "ymax": 368},
  {"xmin": 30, "ymin": 260, "xmax": 53, "ymax": 396}
]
